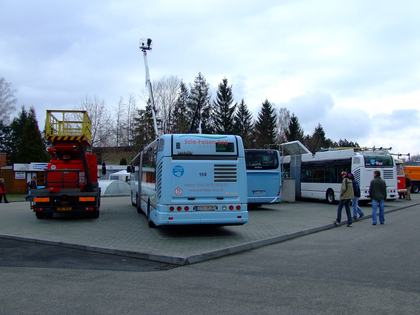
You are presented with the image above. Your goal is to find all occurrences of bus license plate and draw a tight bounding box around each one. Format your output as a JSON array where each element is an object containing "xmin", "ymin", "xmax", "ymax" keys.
[
  {"xmin": 253, "ymin": 190, "xmax": 265, "ymax": 194},
  {"xmin": 195, "ymin": 205, "xmax": 217, "ymax": 211},
  {"xmin": 57, "ymin": 207, "xmax": 72, "ymax": 211}
]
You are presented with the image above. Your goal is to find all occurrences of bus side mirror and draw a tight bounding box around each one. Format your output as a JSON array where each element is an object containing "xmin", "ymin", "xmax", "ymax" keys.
[
  {"xmin": 127, "ymin": 166, "xmax": 132, "ymax": 173},
  {"xmin": 102, "ymin": 162, "xmax": 106, "ymax": 175}
]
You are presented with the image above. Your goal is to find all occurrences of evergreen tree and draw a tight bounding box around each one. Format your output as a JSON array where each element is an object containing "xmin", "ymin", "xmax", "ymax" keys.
[
  {"xmin": 234, "ymin": 99, "xmax": 253, "ymax": 148},
  {"xmin": 15, "ymin": 107, "xmax": 49, "ymax": 163},
  {"xmin": 3, "ymin": 106, "xmax": 29, "ymax": 164},
  {"xmin": 254, "ymin": 99, "xmax": 277, "ymax": 149},
  {"xmin": 285, "ymin": 113, "xmax": 304, "ymax": 142},
  {"xmin": 335, "ymin": 139, "xmax": 360, "ymax": 148},
  {"xmin": 212, "ymin": 78, "xmax": 236, "ymax": 134},
  {"xmin": 171, "ymin": 80, "xmax": 190, "ymax": 133},
  {"xmin": 132, "ymin": 102, "xmax": 155, "ymax": 149},
  {"xmin": 186, "ymin": 72, "xmax": 212, "ymax": 134},
  {"xmin": 305, "ymin": 123, "xmax": 333, "ymax": 152}
]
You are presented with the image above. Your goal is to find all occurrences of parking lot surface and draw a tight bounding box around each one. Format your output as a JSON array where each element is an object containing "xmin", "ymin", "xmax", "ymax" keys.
[{"xmin": 0, "ymin": 195, "xmax": 418, "ymax": 265}]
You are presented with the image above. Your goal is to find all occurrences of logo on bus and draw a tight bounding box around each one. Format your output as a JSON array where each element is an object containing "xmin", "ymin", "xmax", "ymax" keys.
[
  {"xmin": 173, "ymin": 165, "xmax": 184, "ymax": 177},
  {"xmin": 174, "ymin": 187, "xmax": 183, "ymax": 196}
]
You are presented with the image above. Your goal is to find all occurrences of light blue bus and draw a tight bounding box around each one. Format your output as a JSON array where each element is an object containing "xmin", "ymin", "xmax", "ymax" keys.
[
  {"xmin": 129, "ymin": 134, "xmax": 248, "ymax": 227},
  {"xmin": 245, "ymin": 149, "xmax": 282, "ymax": 207}
]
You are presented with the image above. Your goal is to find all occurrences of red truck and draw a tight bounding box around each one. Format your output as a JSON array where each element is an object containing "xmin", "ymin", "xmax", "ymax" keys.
[{"xmin": 31, "ymin": 110, "xmax": 101, "ymax": 219}]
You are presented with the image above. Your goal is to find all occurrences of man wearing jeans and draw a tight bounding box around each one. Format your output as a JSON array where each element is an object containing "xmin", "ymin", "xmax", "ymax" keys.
[
  {"xmin": 332, "ymin": 171, "xmax": 354, "ymax": 227},
  {"xmin": 369, "ymin": 170, "xmax": 387, "ymax": 225}
]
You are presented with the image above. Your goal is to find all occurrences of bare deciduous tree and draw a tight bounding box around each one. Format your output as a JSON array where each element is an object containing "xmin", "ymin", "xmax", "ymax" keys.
[
  {"xmin": 77, "ymin": 95, "xmax": 113, "ymax": 148},
  {"xmin": 139, "ymin": 75, "xmax": 181, "ymax": 134},
  {"xmin": 0, "ymin": 77, "xmax": 18, "ymax": 124}
]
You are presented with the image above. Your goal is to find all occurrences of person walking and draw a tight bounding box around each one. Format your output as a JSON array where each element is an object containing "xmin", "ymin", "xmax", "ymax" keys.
[
  {"xmin": 25, "ymin": 176, "xmax": 38, "ymax": 201},
  {"xmin": 0, "ymin": 178, "xmax": 10, "ymax": 203},
  {"xmin": 348, "ymin": 173, "xmax": 364, "ymax": 220},
  {"xmin": 405, "ymin": 174, "xmax": 412, "ymax": 201},
  {"xmin": 369, "ymin": 170, "xmax": 387, "ymax": 225},
  {"xmin": 332, "ymin": 171, "xmax": 354, "ymax": 227}
]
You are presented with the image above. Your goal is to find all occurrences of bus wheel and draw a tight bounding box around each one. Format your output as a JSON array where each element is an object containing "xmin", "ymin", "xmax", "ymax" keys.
[
  {"xmin": 131, "ymin": 192, "xmax": 136, "ymax": 206},
  {"xmin": 326, "ymin": 189, "xmax": 335, "ymax": 204},
  {"xmin": 147, "ymin": 200, "xmax": 156, "ymax": 228},
  {"xmin": 412, "ymin": 185, "xmax": 419, "ymax": 194}
]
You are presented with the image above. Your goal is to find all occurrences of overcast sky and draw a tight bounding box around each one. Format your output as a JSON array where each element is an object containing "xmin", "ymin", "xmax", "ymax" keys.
[{"xmin": 1, "ymin": 0, "xmax": 419, "ymax": 156}]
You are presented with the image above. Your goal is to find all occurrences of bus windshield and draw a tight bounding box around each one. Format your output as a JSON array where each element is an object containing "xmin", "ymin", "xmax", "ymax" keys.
[{"xmin": 245, "ymin": 150, "xmax": 279, "ymax": 170}]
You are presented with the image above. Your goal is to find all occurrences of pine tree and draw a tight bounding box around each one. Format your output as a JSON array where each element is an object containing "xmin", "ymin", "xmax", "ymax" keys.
[
  {"xmin": 132, "ymin": 102, "xmax": 155, "ymax": 149},
  {"xmin": 234, "ymin": 99, "xmax": 253, "ymax": 148},
  {"xmin": 15, "ymin": 107, "xmax": 49, "ymax": 163},
  {"xmin": 285, "ymin": 113, "xmax": 304, "ymax": 142},
  {"xmin": 305, "ymin": 123, "xmax": 333, "ymax": 152},
  {"xmin": 4, "ymin": 106, "xmax": 29, "ymax": 164},
  {"xmin": 254, "ymin": 99, "xmax": 277, "ymax": 148},
  {"xmin": 213, "ymin": 78, "xmax": 236, "ymax": 134},
  {"xmin": 187, "ymin": 72, "xmax": 212, "ymax": 134},
  {"xmin": 171, "ymin": 80, "xmax": 190, "ymax": 133}
]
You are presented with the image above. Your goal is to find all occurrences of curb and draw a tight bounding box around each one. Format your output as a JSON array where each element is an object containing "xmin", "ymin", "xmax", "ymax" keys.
[{"xmin": 1, "ymin": 202, "xmax": 419, "ymax": 265}]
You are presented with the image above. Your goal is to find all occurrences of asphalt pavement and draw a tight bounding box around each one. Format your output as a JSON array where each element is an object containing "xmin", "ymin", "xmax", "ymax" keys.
[{"xmin": 0, "ymin": 194, "xmax": 418, "ymax": 265}]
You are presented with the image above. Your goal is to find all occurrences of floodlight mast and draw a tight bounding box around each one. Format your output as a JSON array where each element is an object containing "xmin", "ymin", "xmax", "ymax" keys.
[{"xmin": 139, "ymin": 38, "xmax": 159, "ymax": 138}]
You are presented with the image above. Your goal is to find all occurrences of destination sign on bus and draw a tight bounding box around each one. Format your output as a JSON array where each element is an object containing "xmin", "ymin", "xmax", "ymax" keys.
[{"xmin": 172, "ymin": 135, "xmax": 237, "ymax": 155}]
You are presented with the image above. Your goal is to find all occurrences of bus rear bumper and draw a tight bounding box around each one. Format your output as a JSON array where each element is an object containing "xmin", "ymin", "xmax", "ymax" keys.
[{"xmin": 152, "ymin": 210, "xmax": 249, "ymax": 226}]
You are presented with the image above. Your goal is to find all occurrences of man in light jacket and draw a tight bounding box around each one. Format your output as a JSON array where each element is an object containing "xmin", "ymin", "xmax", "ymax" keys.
[{"xmin": 332, "ymin": 171, "xmax": 354, "ymax": 227}]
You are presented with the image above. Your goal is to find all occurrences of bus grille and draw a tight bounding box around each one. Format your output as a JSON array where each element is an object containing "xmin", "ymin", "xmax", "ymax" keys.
[
  {"xmin": 353, "ymin": 169, "xmax": 361, "ymax": 183},
  {"xmin": 156, "ymin": 161, "xmax": 163, "ymax": 200},
  {"xmin": 382, "ymin": 169, "xmax": 394, "ymax": 180},
  {"xmin": 214, "ymin": 164, "xmax": 238, "ymax": 182}
]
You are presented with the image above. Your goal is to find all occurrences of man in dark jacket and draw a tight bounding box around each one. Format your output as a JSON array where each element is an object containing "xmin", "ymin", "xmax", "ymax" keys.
[
  {"xmin": 405, "ymin": 174, "xmax": 412, "ymax": 201},
  {"xmin": 349, "ymin": 173, "xmax": 364, "ymax": 219},
  {"xmin": 369, "ymin": 170, "xmax": 387, "ymax": 225}
]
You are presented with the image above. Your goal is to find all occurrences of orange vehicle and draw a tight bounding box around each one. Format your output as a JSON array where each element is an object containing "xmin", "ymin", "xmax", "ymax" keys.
[
  {"xmin": 404, "ymin": 164, "xmax": 420, "ymax": 193},
  {"xmin": 30, "ymin": 110, "xmax": 101, "ymax": 219}
]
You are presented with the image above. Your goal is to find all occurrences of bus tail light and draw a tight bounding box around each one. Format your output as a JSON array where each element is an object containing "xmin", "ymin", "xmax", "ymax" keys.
[
  {"xmin": 184, "ymin": 206, "xmax": 189, "ymax": 211},
  {"xmin": 236, "ymin": 205, "xmax": 241, "ymax": 210},
  {"xmin": 177, "ymin": 206, "xmax": 182, "ymax": 211},
  {"xmin": 229, "ymin": 205, "xmax": 234, "ymax": 210},
  {"xmin": 169, "ymin": 206, "xmax": 174, "ymax": 211}
]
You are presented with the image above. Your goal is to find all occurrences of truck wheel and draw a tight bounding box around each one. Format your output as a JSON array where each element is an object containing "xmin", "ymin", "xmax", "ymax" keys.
[
  {"xmin": 412, "ymin": 185, "xmax": 419, "ymax": 193},
  {"xmin": 326, "ymin": 189, "xmax": 335, "ymax": 204},
  {"xmin": 35, "ymin": 213, "xmax": 45, "ymax": 219},
  {"xmin": 44, "ymin": 213, "xmax": 53, "ymax": 219},
  {"xmin": 92, "ymin": 210, "xmax": 100, "ymax": 218}
]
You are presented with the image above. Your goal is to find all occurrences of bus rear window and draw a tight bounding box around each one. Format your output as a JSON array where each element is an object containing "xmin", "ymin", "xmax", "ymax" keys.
[
  {"xmin": 364, "ymin": 155, "xmax": 393, "ymax": 167},
  {"xmin": 216, "ymin": 142, "xmax": 234, "ymax": 152}
]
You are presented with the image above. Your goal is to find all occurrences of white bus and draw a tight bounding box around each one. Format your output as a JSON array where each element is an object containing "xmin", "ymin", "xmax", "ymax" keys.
[
  {"xmin": 128, "ymin": 134, "xmax": 248, "ymax": 227},
  {"xmin": 245, "ymin": 149, "xmax": 282, "ymax": 206},
  {"xmin": 298, "ymin": 148, "xmax": 398, "ymax": 204}
]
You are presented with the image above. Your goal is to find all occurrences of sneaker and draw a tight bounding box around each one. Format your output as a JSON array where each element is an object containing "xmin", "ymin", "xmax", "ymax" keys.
[
  {"xmin": 332, "ymin": 219, "xmax": 339, "ymax": 226},
  {"xmin": 358, "ymin": 214, "xmax": 364, "ymax": 219},
  {"xmin": 353, "ymin": 217, "xmax": 357, "ymax": 220},
  {"xmin": 372, "ymin": 223, "xmax": 377, "ymax": 225},
  {"xmin": 346, "ymin": 224, "xmax": 352, "ymax": 227}
]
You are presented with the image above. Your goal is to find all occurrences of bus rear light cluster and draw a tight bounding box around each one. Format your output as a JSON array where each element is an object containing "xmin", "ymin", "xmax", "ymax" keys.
[{"xmin": 169, "ymin": 206, "xmax": 190, "ymax": 212}]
